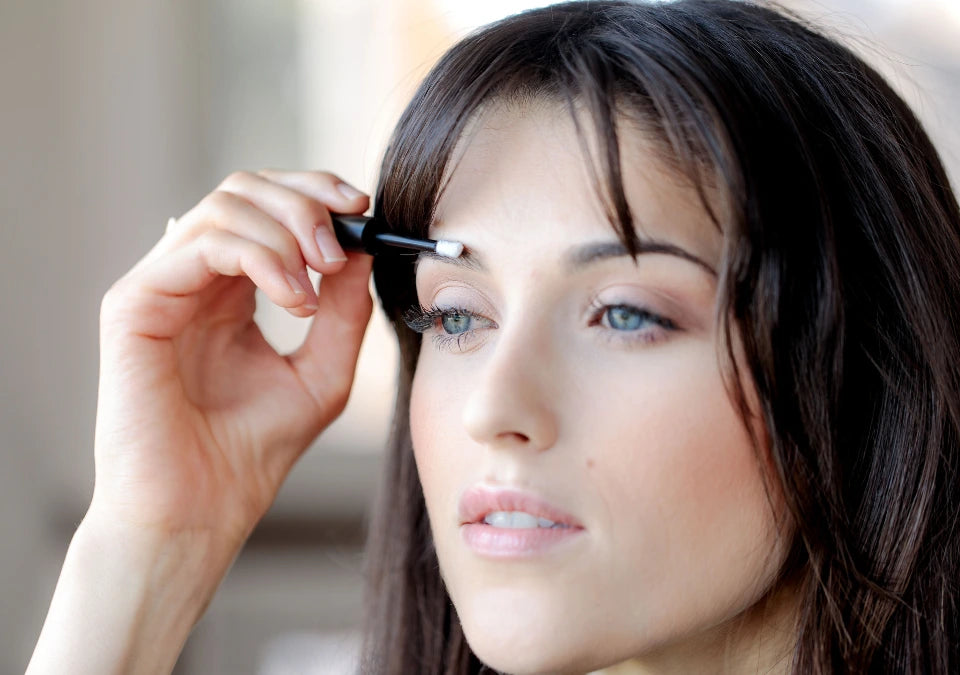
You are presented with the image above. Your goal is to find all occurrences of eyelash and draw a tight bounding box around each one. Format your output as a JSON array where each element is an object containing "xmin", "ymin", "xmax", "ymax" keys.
[
  {"xmin": 403, "ymin": 301, "xmax": 678, "ymax": 353},
  {"xmin": 587, "ymin": 299, "xmax": 678, "ymax": 345},
  {"xmin": 403, "ymin": 305, "xmax": 491, "ymax": 352}
]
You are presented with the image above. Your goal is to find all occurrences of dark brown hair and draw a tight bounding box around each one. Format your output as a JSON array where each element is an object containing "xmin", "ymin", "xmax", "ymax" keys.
[{"xmin": 358, "ymin": 1, "xmax": 960, "ymax": 672}]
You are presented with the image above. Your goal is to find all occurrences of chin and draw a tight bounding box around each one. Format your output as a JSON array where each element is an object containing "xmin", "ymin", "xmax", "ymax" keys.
[
  {"xmin": 454, "ymin": 588, "xmax": 610, "ymax": 675},
  {"xmin": 466, "ymin": 638, "xmax": 592, "ymax": 675},
  {"xmin": 467, "ymin": 639, "xmax": 612, "ymax": 675}
]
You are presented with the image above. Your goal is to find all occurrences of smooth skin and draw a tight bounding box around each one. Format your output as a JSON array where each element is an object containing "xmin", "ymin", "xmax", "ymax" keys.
[
  {"xmin": 27, "ymin": 170, "xmax": 374, "ymax": 674},
  {"xmin": 410, "ymin": 101, "xmax": 798, "ymax": 674}
]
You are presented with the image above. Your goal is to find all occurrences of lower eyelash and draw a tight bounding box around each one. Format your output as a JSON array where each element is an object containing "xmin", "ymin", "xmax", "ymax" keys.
[
  {"xmin": 597, "ymin": 325, "xmax": 668, "ymax": 347},
  {"xmin": 432, "ymin": 332, "xmax": 474, "ymax": 351}
]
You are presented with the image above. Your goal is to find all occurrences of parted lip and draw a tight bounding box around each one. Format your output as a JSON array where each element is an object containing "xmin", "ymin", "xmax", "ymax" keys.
[{"xmin": 458, "ymin": 486, "xmax": 585, "ymax": 528}]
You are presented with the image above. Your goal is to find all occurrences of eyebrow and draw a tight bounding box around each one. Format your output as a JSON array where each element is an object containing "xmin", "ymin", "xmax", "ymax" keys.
[{"xmin": 417, "ymin": 237, "xmax": 717, "ymax": 277}]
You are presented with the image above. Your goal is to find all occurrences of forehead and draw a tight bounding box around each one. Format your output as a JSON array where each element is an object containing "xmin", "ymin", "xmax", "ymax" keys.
[{"xmin": 430, "ymin": 100, "xmax": 723, "ymax": 266}]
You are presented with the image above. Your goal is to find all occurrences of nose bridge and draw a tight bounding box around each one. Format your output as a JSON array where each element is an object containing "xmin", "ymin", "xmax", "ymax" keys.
[{"xmin": 461, "ymin": 311, "xmax": 559, "ymax": 451}]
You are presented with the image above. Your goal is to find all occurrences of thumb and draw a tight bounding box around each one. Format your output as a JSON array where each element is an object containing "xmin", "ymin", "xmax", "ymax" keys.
[{"xmin": 286, "ymin": 253, "xmax": 375, "ymax": 417}]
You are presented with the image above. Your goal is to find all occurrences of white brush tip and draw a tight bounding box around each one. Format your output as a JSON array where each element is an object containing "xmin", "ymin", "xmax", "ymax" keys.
[{"xmin": 435, "ymin": 239, "xmax": 464, "ymax": 258}]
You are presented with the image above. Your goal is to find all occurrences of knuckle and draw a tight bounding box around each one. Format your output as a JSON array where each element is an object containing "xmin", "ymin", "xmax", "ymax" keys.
[
  {"xmin": 228, "ymin": 233, "xmax": 274, "ymax": 265},
  {"xmin": 197, "ymin": 230, "xmax": 242, "ymax": 272},
  {"xmin": 195, "ymin": 229, "xmax": 240, "ymax": 270},
  {"xmin": 275, "ymin": 231, "xmax": 303, "ymax": 264},
  {"xmin": 100, "ymin": 281, "xmax": 123, "ymax": 314},
  {"xmin": 195, "ymin": 227, "xmax": 226, "ymax": 247},
  {"xmin": 100, "ymin": 277, "xmax": 136, "ymax": 326},
  {"xmin": 200, "ymin": 189, "xmax": 238, "ymax": 219},
  {"xmin": 310, "ymin": 169, "xmax": 341, "ymax": 185},
  {"xmin": 218, "ymin": 170, "xmax": 254, "ymax": 190},
  {"xmin": 255, "ymin": 249, "xmax": 286, "ymax": 279},
  {"xmin": 284, "ymin": 196, "xmax": 327, "ymax": 231},
  {"xmin": 313, "ymin": 170, "xmax": 353, "ymax": 197}
]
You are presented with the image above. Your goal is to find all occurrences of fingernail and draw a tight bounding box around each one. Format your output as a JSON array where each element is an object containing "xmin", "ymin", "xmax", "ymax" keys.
[
  {"xmin": 315, "ymin": 224, "xmax": 348, "ymax": 263},
  {"xmin": 284, "ymin": 272, "xmax": 305, "ymax": 295},
  {"xmin": 298, "ymin": 269, "xmax": 318, "ymax": 308},
  {"xmin": 337, "ymin": 181, "xmax": 365, "ymax": 200}
]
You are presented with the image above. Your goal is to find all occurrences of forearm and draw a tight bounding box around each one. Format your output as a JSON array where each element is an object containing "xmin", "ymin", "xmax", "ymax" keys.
[{"xmin": 27, "ymin": 515, "xmax": 234, "ymax": 675}]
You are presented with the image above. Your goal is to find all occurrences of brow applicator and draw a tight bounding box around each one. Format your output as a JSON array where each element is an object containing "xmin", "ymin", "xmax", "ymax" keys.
[{"xmin": 331, "ymin": 214, "xmax": 463, "ymax": 259}]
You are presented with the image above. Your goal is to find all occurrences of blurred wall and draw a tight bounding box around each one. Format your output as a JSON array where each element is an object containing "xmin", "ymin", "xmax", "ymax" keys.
[
  {"xmin": 0, "ymin": 1, "xmax": 213, "ymax": 670},
  {"xmin": 0, "ymin": 1, "xmax": 957, "ymax": 673}
]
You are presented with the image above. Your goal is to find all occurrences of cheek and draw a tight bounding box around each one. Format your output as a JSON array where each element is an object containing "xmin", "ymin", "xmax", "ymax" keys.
[
  {"xmin": 407, "ymin": 331, "xmax": 791, "ymax": 664},
  {"xmin": 409, "ymin": 358, "xmax": 466, "ymax": 524},
  {"xmin": 585, "ymin": 344, "xmax": 787, "ymax": 629},
  {"xmin": 409, "ymin": 367, "xmax": 436, "ymax": 493}
]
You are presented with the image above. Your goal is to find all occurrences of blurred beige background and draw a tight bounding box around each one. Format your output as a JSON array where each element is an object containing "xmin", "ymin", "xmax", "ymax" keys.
[{"xmin": 0, "ymin": 0, "xmax": 956, "ymax": 672}]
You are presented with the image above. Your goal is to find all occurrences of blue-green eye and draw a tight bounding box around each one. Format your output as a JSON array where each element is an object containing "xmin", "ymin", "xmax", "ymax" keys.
[
  {"xmin": 595, "ymin": 303, "xmax": 678, "ymax": 346},
  {"xmin": 402, "ymin": 305, "xmax": 495, "ymax": 353},
  {"xmin": 606, "ymin": 305, "xmax": 648, "ymax": 330},
  {"xmin": 403, "ymin": 306, "xmax": 496, "ymax": 337},
  {"xmin": 441, "ymin": 311, "xmax": 472, "ymax": 334}
]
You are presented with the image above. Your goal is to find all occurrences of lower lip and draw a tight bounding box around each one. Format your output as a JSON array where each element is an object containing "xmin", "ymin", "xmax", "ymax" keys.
[{"xmin": 461, "ymin": 523, "xmax": 585, "ymax": 558}]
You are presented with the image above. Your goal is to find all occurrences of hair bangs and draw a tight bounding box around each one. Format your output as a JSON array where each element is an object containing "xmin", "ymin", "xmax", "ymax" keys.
[{"xmin": 371, "ymin": 1, "xmax": 738, "ymax": 333}]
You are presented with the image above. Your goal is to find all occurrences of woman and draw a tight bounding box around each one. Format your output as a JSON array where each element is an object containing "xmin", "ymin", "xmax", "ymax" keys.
[{"xmin": 28, "ymin": 1, "xmax": 960, "ymax": 673}]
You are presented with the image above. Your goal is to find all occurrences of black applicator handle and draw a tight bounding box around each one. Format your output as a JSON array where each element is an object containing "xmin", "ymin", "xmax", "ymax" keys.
[
  {"xmin": 330, "ymin": 214, "xmax": 380, "ymax": 255},
  {"xmin": 330, "ymin": 214, "xmax": 463, "ymax": 258}
]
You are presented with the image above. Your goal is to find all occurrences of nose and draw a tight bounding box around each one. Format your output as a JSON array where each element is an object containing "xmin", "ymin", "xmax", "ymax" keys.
[{"xmin": 461, "ymin": 325, "xmax": 559, "ymax": 452}]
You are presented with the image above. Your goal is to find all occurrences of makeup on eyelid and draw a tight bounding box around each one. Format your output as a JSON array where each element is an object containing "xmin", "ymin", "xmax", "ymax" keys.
[
  {"xmin": 414, "ymin": 246, "xmax": 716, "ymax": 322},
  {"xmin": 409, "ymin": 271, "xmax": 700, "ymax": 330},
  {"xmin": 405, "ymin": 223, "xmax": 717, "ymax": 357},
  {"xmin": 403, "ymin": 293, "xmax": 680, "ymax": 353}
]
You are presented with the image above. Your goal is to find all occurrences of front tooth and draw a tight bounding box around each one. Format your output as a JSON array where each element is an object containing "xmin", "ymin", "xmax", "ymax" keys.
[
  {"xmin": 508, "ymin": 512, "xmax": 539, "ymax": 528},
  {"xmin": 483, "ymin": 511, "xmax": 543, "ymax": 528},
  {"xmin": 484, "ymin": 511, "xmax": 512, "ymax": 527}
]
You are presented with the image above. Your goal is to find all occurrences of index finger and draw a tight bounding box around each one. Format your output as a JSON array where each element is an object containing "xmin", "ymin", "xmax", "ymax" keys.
[{"xmin": 257, "ymin": 169, "xmax": 371, "ymax": 271}]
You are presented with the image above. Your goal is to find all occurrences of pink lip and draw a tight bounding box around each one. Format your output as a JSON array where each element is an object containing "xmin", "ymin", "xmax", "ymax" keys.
[{"xmin": 458, "ymin": 486, "xmax": 585, "ymax": 559}]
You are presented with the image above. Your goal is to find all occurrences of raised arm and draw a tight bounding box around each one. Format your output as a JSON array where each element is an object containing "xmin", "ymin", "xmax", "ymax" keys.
[{"xmin": 27, "ymin": 170, "xmax": 373, "ymax": 674}]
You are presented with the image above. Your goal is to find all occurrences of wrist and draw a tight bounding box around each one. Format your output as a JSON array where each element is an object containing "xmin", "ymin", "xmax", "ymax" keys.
[
  {"xmin": 73, "ymin": 508, "xmax": 238, "ymax": 625},
  {"xmin": 28, "ymin": 511, "xmax": 238, "ymax": 675}
]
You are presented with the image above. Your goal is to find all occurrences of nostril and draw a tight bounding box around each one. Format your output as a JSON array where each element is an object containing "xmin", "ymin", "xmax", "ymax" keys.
[{"xmin": 497, "ymin": 431, "xmax": 531, "ymax": 444}]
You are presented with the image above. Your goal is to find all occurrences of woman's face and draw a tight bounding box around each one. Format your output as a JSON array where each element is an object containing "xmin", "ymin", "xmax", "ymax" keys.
[{"xmin": 409, "ymin": 102, "xmax": 792, "ymax": 674}]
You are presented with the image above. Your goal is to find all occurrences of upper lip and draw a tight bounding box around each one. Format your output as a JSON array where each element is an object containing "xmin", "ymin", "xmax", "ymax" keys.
[{"xmin": 458, "ymin": 486, "xmax": 585, "ymax": 528}]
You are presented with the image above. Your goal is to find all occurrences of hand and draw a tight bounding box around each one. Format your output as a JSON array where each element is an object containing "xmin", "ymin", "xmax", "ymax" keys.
[{"xmin": 89, "ymin": 169, "xmax": 374, "ymax": 555}]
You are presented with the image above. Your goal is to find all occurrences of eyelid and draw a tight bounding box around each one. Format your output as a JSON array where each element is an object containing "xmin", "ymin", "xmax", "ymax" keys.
[
  {"xmin": 589, "ymin": 284, "xmax": 702, "ymax": 330},
  {"xmin": 416, "ymin": 277, "xmax": 499, "ymax": 316},
  {"xmin": 414, "ymin": 267, "xmax": 482, "ymax": 294}
]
